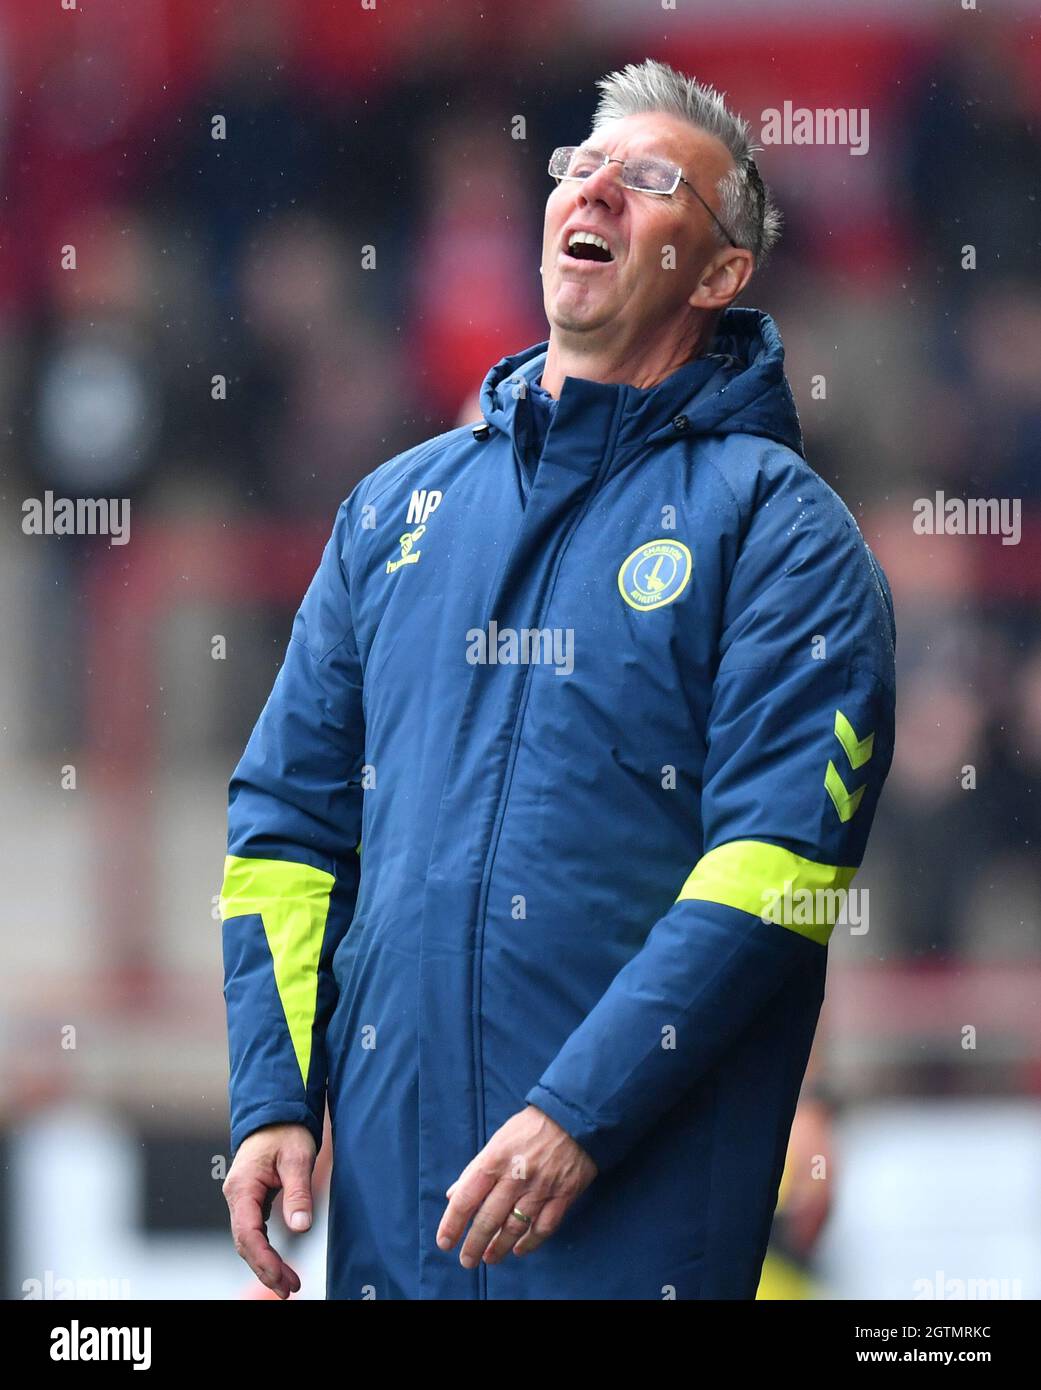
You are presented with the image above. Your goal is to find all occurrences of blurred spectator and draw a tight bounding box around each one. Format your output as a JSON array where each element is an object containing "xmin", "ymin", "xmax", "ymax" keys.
[{"xmin": 2, "ymin": 2, "xmax": 1040, "ymax": 1303}]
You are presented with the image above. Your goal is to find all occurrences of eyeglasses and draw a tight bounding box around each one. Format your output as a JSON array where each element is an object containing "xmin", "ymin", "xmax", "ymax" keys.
[{"xmin": 548, "ymin": 145, "xmax": 738, "ymax": 248}]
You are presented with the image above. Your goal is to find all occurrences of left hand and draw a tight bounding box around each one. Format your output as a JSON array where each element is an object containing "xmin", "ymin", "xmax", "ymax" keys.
[
  {"xmin": 780, "ymin": 1098, "xmax": 834, "ymax": 1257},
  {"xmin": 436, "ymin": 1105, "xmax": 598, "ymax": 1267}
]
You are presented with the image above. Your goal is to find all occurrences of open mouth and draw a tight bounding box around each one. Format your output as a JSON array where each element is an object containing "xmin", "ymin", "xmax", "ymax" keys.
[{"xmin": 565, "ymin": 231, "xmax": 614, "ymax": 263}]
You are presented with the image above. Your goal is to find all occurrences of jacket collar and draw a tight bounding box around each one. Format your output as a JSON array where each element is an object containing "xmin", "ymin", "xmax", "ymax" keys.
[{"xmin": 477, "ymin": 307, "xmax": 804, "ymax": 458}]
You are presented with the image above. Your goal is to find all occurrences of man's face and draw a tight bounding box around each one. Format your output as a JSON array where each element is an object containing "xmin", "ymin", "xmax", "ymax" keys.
[{"xmin": 540, "ymin": 112, "xmax": 737, "ymax": 344}]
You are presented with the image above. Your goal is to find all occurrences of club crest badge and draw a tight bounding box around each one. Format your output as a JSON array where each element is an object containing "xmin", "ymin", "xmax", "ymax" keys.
[{"xmin": 617, "ymin": 539, "xmax": 693, "ymax": 612}]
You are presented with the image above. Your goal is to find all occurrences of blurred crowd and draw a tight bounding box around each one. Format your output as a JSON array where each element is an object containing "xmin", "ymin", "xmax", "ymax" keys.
[
  {"xmin": 1, "ymin": 0, "xmax": 1040, "ymax": 1303},
  {"xmin": 1, "ymin": 2, "xmax": 1039, "ymax": 1026}
]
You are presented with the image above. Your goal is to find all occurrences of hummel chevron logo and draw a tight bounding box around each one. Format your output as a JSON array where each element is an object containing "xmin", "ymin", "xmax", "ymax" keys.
[
  {"xmin": 825, "ymin": 760, "xmax": 865, "ymax": 823},
  {"xmin": 834, "ymin": 709, "xmax": 874, "ymax": 769},
  {"xmin": 825, "ymin": 709, "xmax": 874, "ymax": 822}
]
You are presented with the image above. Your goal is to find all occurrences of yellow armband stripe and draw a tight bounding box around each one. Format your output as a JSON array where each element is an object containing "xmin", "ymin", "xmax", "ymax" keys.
[
  {"xmin": 220, "ymin": 854, "xmax": 335, "ymax": 1088},
  {"xmin": 676, "ymin": 839, "xmax": 856, "ymax": 945}
]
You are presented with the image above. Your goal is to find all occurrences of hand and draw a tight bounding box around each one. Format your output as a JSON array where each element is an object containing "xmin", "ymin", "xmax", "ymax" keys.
[
  {"xmin": 436, "ymin": 1105, "xmax": 598, "ymax": 1267},
  {"xmin": 782, "ymin": 1098, "xmax": 833, "ymax": 1256},
  {"xmin": 222, "ymin": 1122, "xmax": 317, "ymax": 1299}
]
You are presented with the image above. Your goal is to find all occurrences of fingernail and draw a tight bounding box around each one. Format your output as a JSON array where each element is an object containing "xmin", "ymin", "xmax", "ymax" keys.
[
  {"xmin": 436, "ymin": 1235, "xmax": 450, "ymax": 1250},
  {"xmin": 289, "ymin": 1211, "xmax": 310, "ymax": 1232}
]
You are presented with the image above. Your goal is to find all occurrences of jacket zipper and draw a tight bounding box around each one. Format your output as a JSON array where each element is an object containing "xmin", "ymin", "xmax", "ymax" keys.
[{"xmin": 469, "ymin": 395, "xmax": 628, "ymax": 1298}]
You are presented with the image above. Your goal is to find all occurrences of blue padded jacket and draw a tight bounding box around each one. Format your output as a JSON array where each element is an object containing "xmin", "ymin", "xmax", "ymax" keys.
[{"xmin": 220, "ymin": 307, "xmax": 896, "ymax": 1299}]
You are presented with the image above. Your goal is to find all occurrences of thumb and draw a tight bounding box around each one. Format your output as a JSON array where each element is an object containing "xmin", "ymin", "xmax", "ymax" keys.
[{"xmin": 277, "ymin": 1149, "xmax": 315, "ymax": 1233}]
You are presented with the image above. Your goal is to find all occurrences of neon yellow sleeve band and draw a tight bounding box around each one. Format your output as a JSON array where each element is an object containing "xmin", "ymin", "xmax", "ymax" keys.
[
  {"xmin": 220, "ymin": 854, "xmax": 336, "ymax": 1088},
  {"xmin": 675, "ymin": 839, "xmax": 857, "ymax": 945}
]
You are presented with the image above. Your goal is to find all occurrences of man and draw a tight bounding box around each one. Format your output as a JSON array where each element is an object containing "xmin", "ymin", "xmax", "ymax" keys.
[{"xmin": 220, "ymin": 58, "xmax": 896, "ymax": 1300}]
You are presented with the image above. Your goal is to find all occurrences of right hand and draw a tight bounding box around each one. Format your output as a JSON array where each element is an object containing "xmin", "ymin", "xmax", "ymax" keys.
[{"xmin": 222, "ymin": 1122, "xmax": 317, "ymax": 1299}]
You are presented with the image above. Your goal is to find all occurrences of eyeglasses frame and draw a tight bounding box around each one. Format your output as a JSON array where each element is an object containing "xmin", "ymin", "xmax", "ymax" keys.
[{"xmin": 548, "ymin": 145, "xmax": 740, "ymax": 250}]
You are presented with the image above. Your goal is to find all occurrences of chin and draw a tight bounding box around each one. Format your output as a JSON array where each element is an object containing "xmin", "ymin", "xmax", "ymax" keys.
[
  {"xmin": 547, "ymin": 297, "xmax": 612, "ymax": 335},
  {"xmin": 549, "ymin": 313, "xmax": 599, "ymax": 336}
]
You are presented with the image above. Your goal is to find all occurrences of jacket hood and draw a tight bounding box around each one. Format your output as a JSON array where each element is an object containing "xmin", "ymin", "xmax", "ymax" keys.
[{"xmin": 478, "ymin": 306, "xmax": 804, "ymax": 458}]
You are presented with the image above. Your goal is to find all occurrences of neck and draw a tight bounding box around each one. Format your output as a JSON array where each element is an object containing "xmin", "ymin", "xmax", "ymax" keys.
[{"xmin": 540, "ymin": 312, "xmax": 717, "ymax": 398}]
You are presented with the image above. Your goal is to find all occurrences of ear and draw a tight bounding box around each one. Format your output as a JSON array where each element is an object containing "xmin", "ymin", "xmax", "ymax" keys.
[{"xmin": 688, "ymin": 248, "xmax": 755, "ymax": 313}]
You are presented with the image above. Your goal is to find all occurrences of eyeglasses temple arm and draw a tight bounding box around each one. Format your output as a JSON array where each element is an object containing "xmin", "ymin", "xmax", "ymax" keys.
[{"xmin": 681, "ymin": 177, "xmax": 738, "ymax": 248}]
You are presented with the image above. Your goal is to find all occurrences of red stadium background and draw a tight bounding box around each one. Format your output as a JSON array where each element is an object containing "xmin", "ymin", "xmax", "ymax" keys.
[{"xmin": 2, "ymin": 0, "xmax": 1040, "ymax": 1301}]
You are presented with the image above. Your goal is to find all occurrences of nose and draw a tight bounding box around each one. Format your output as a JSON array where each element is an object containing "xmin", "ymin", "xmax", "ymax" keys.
[{"xmin": 574, "ymin": 160, "xmax": 625, "ymax": 214}]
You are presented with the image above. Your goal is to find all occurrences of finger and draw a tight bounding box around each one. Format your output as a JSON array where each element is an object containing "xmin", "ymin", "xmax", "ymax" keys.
[
  {"xmin": 227, "ymin": 1186, "xmax": 301, "ymax": 1299},
  {"xmin": 458, "ymin": 1179, "xmax": 526, "ymax": 1269},
  {"xmin": 261, "ymin": 1185, "xmax": 276, "ymax": 1224},
  {"xmin": 276, "ymin": 1146, "xmax": 315, "ymax": 1233},
  {"xmin": 436, "ymin": 1163, "xmax": 499, "ymax": 1251},
  {"xmin": 481, "ymin": 1195, "xmax": 544, "ymax": 1265},
  {"xmin": 513, "ymin": 1195, "xmax": 570, "ymax": 1257}
]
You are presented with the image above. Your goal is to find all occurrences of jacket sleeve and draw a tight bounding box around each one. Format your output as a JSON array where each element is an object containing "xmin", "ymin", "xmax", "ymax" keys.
[
  {"xmin": 219, "ymin": 499, "xmax": 364, "ymax": 1155},
  {"xmin": 526, "ymin": 463, "xmax": 896, "ymax": 1174}
]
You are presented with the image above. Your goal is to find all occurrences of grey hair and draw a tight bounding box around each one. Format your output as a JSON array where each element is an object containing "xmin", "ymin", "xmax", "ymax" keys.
[{"xmin": 589, "ymin": 58, "xmax": 782, "ymax": 264}]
